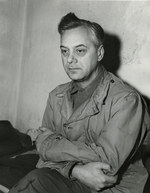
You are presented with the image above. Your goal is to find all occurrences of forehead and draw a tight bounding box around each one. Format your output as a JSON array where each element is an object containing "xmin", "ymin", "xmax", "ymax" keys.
[{"xmin": 60, "ymin": 26, "xmax": 95, "ymax": 47}]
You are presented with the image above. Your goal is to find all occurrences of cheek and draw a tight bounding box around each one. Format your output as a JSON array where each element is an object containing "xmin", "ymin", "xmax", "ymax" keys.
[
  {"xmin": 80, "ymin": 57, "xmax": 92, "ymax": 69},
  {"xmin": 82, "ymin": 57, "xmax": 97, "ymax": 72},
  {"xmin": 61, "ymin": 55, "xmax": 65, "ymax": 62},
  {"xmin": 62, "ymin": 60, "xmax": 69, "ymax": 73},
  {"xmin": 61, "ymin": 57, "xmax": 67, "ymax": 66}
]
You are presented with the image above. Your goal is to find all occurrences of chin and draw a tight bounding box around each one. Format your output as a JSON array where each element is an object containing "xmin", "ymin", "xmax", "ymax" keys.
[
  {"xmin": 68, "ymin": 75, "xmax": 80, "ymax": 81},
  {"xmin": 70, "ymin": 77, "xmax": 79, "ymax": 81}
]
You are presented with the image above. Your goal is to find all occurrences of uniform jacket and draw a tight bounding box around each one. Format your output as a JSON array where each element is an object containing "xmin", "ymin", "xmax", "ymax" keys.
[{"xmin": 36, "ymin": 66, "xmax": 150, "ymax": 193}]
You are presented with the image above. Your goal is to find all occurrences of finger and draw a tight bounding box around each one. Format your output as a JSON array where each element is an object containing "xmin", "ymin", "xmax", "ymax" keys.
[
  {"xmin": 38, "ymin": 127, "xmax": 47, "ymax": 132},
  {"xmin": 105, "ymin": 175, "xmax": 117, "ymax": 184},
  {"xmin": 96, "ymin": 162, "xmax": 111, "ymax": 171}
]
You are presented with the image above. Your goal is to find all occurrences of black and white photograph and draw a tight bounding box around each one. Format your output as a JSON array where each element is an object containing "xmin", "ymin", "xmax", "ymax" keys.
[{"xmin": 0, "ymin": 1, "xmax": 150, "ymax": 193}]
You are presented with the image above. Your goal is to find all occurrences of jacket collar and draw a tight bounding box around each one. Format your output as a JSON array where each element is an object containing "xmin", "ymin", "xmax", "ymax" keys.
[{"xmin": 56, "ymin": 66, "xmax": 113, "ymax": 121}]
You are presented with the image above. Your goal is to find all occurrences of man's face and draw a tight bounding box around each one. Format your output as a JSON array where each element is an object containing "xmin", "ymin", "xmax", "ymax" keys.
[{"xmin": 60, "ymin": 26, "xmax": 103, "ymax": 87}]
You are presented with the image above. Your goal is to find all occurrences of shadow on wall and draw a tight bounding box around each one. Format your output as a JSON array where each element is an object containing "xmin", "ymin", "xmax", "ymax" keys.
[
  {"xmin": 102, "ymin": 32, "xmax": 150, "ymax": 113},
  {"xmin": 102, "ymin": 32, "xmax": 121, "ymax": 76}
]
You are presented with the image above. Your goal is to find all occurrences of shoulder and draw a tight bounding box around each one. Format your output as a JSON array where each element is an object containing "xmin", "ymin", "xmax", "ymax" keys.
[
  {"xmin": 48, "ymin": 81, "xmax": 72, "ymax": 97},
  {"xmin": 101, "ymin": 66, "xmax": 138, "ymax": 98},
  {"xmin": 108, "ymin": 72, "xmax": 139, "ymax": 98},
  {"xmin": 105, "ymin": 73, "xmax": 143, "ymax": 111}
]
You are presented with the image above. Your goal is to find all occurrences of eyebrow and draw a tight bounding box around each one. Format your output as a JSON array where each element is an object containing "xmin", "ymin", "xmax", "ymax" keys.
[{"xmin": 60, "ymin": 44, "xmax": 88, "ymax": 49}]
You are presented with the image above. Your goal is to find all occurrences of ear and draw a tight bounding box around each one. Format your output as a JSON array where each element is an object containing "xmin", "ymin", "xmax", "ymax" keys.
[{"xmin": 97, "ymin": 45, "xmax": 104, "ymax": 61}]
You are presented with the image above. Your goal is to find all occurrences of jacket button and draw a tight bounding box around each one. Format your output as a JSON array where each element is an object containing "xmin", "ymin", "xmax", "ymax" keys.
[
  {"xmin": 56, "ymin": 136, "xmax": 61, "ymax": 140},
  {"xmin": 110, "ymin": 79, "xmax": 114, "ymax": 83},
  {"xmin": 63, "ymin": 123, "xmax": 67, "ymax": 127},
  {"xmin": 68, "ymin": 127, "xmax": 72, "ymax": 129}
]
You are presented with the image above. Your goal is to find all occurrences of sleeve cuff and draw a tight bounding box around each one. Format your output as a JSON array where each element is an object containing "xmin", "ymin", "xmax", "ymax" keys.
[{"xmin": 68, "ymin": 162, "xmax": 83, "ymax": 180}]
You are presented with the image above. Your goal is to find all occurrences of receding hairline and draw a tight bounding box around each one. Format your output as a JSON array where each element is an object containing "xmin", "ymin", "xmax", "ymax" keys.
[
  {"xmin": 58, "ymin": 13, "xmax": 105, "ymax": 47},
  {"xmin": 60, "ymin": 25, "xmax": 103, "ymax": 48}
]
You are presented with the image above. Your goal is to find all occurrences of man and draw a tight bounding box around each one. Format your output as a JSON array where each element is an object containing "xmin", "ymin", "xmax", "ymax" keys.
[{"xmin": 9, "ymin": 13, "xmax": 150, "ymax": 193}]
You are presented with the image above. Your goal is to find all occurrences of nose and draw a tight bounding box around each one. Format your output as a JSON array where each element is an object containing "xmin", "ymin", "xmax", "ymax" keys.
[{"xmin": 67, "ymin": 52, "xmax": 77, "ymax": 64}]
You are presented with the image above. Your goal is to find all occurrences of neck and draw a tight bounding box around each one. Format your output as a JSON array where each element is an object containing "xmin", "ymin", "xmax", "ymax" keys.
[{"xmin": 76, "ymin": 65, "xmax": 102, "ymax": 88}]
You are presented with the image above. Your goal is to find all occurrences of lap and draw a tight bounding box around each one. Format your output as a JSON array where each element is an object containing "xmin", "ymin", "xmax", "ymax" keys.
[{"xmin": 9, "ymin": 168, "xmax": 91, "ymax": 193}]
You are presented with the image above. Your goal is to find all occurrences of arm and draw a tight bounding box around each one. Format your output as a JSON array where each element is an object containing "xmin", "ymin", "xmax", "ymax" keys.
[
  {"xmin": 36, "ymin": 126, "xmax": 118, "ymax": 189},
  {"xmin": 36, "ymin": 91, "xmax": 100, "ymax": 163},
  {"xmin": 72, "ymin": 162, "xmax": 117, "ymax": 192},
  {"xmin": 37, "ymin": 92, "xmax": 146, "ymax": 174}
]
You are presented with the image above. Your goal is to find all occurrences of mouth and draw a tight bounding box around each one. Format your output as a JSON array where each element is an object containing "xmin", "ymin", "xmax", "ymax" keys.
[
  {"xmin": 67, "ymin": 68, "xmax": 80, "ymax": 74},
  {"xmin": 68, "ymin": 68, "xmax": 80, "ymax": 71}
]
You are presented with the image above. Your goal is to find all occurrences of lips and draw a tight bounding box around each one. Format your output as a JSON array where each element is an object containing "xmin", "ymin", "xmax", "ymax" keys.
[{"xmin": 68, "ymin": 68, "xmax": 80, "ymax": 70}]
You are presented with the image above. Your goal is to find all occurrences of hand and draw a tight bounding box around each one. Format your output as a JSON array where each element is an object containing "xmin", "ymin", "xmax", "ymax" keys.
[
  {"xmin": 36, "ymin": 127, "xmax": 55, "ymax": 153},
  {"xmin": 27, "ymin": 127, "xmax": 53, "ymax": 143},
  {"xmin": 72, "ymin": 162, "xmax": 117, "ymax": 192},
  {"xmin": 27, "ymin": 129, "xmax": 40, "ymax": 142},
  {"xmin": 36, "ymin": 127, "xmax": 54, "ymax": 142},
  {"xmin": 38, "ymin": 127, "xmax": 51, "ymax": 135}
]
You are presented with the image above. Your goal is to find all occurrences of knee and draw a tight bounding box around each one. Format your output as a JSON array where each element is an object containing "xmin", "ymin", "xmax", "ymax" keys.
[
  {"xmin": 9, "ymin": 169, "xmax": 48, "ymax": 192},
  {"xmin": 26, "ymin": 168, "xmax": 49, "ymax": 181}
]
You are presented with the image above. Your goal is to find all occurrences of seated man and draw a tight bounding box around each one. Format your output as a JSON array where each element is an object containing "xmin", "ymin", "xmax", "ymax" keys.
[{"xmin": 9, "ymin": 13, "xmax": 150, "ymax": 193}]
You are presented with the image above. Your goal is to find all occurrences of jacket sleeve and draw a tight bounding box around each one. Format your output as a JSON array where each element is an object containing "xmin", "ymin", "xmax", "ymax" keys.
[
  {"xmin": 36, "ymin": 92, "xmax": 81, "ymax": 179},
  {"xmin": 36, "ymin": 92, "xmax": 149, "ymax": 177}
]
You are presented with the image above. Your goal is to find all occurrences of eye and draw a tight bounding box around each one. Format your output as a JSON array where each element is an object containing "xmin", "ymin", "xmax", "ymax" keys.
[
  {"xmin": 76, "ymin": 49, "xmax": 86, "ymax": 56},
  {"xmin": 61, "ymin": 49, "xmax": 69, "ymax": 57}
]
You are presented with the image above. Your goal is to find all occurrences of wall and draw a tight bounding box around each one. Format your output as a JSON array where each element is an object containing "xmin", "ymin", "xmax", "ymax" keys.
[
  {"xmin": 15, "ymin": 0, "xmax": 70, "ymax": 131},
  {"xmin": 0, "ymin": 0, "xmax": 26, "ymax": 126},
  {"xmin": 0, "ymin": 0, "xmax": 150, "ymax": 132}
]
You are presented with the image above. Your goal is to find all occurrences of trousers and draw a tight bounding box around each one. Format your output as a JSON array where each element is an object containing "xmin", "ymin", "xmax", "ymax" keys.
[{"xmin": 8, "ymin": 168, "xmax": 91, "ymax": 193}]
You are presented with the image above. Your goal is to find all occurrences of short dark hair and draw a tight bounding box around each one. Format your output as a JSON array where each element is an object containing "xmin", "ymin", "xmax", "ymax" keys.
[{"xmin": 58, "ymin": 12, "xmax": 105, "ymax": 47}]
